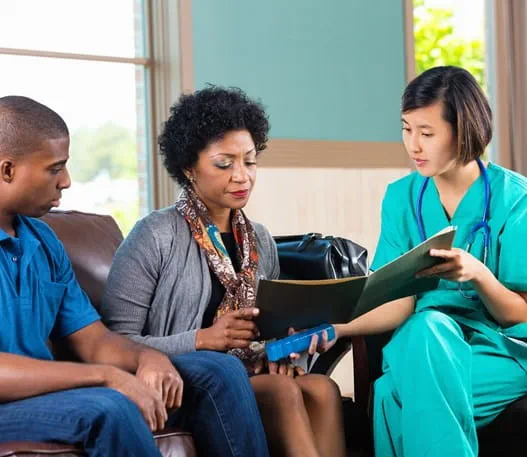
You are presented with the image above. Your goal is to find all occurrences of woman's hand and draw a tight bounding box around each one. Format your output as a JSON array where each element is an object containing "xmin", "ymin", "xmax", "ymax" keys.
[
  {"xmin": 196, "ymin": 307, "xmax": 260, "ymax": 351},
  {"xmin": 268, "ymin": 359, "xmax": 305, "ymax": 377},
  {"xmin": 253, "ymin": 352, "xmax": 305, "ymax": 377},
  {"xmin": 417, "ymin": 248, "xmax": 486, "ymax": 283}
]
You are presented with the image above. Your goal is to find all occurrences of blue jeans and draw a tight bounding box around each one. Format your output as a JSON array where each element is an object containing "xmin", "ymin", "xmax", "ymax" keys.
[
  {"xmin": 0, "ymin": 351, "xmax": 269, "ymax": 457},
  {"xmin": 169, "ymin": 351, "xmax": 269, "ymax": 457}
]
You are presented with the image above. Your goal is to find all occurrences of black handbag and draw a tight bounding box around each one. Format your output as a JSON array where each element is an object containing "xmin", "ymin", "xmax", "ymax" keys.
[{"xmin": 273, "ymin": 233, "xmax": 368, "ymax": 280}]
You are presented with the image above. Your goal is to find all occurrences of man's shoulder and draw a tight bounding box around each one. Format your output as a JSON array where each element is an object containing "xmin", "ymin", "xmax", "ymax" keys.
[
  {"xmin": 23, "ymin": 215, "xmax": 62, "ymax": 247},
  {"xmin": 17, "ymin": 215, "xmax": 68, "ymax": 283}
]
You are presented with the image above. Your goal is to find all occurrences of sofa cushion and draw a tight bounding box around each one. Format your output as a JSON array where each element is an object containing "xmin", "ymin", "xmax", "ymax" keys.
[{"xmin": 41, "ymin": 210, "xmax": 123, "ymax": 312}]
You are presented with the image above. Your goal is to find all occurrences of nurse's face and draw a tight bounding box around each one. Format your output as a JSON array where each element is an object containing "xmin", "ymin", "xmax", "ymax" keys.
[{"xmin": 401, "ymin": 101, "xmax": 457, "ymax": 177}]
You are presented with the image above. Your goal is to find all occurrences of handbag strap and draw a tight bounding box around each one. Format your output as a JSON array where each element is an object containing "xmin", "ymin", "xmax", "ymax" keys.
[
  {"xmin": 297, "ymin": 233, "xmax": 323, "ymax": 252},
  {"xmin": 300, "ymin": 234, "xmax": 352, "ymax": 277},
  {"xmin": 274, "ymin": 233, "xmax": 321, "ymax": 246}
]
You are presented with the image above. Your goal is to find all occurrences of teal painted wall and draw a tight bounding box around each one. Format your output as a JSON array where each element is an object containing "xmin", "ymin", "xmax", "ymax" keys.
[{"xmin": 192, "ymin": 1, "xmax": 406, "ymax": 142}]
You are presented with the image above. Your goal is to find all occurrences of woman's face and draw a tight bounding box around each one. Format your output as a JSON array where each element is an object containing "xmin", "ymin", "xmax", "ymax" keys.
[
  {"xmin": 187, "ymin": 129, "xmax": 258, "ymax": 213},
  {"xmin": 401, "ymin": 101, "xmax": 458, "ymax": 177}
]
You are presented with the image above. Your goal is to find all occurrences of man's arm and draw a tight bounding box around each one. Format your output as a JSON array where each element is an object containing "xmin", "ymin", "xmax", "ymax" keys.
[
  {"xmin": 66, "ymin": 321, "xmax": 184, "ymax": 410},
  {"xmin": 0, "ymin": 349, "xmax": 169, "ymax": 431},
  {"xmin": 0, "ymin": 322, "xmax": 181, "ymax": 432},
  {"xmin": 66, "ymin": 320, "xmax": 144, "ymax": 371},
  {"xmin": 0, "ymin": 352, "xmax": 110, "ymax": 402}
]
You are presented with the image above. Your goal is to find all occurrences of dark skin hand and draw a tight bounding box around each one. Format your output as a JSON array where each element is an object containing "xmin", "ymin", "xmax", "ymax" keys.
[
  {"xmin": 0, "ymin": 321, "xmax": 183, "ymax": 432},
  {"xmin": 196, "ymin": 307, "xmax": 260, "ymax": 351},
  {"xmin": 254, "ymin": 358, "xmax": 306, "ymax": 377}
]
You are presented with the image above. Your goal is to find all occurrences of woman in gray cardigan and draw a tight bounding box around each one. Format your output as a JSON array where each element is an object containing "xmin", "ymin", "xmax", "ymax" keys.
[{"xmin": 101, "ymin": 87, "xmax": 345, "ymax": 457}]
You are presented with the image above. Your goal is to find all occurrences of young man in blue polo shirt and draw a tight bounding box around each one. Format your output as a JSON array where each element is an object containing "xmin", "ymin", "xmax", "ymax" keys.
[{"xmin": 0, "ymin": 96, "xmax": 269, "ymax": 457}]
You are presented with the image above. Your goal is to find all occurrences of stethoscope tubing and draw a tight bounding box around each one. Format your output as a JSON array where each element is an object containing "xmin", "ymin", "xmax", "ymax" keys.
[{"xmin": 416, "ymin": 158, "xmax": 491, "ymax": 299}]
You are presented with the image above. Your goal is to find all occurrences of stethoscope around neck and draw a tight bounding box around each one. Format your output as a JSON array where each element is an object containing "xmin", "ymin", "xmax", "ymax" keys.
[{"xmin": 416, "ymin": 157, "xmax": 491, "ymax": 300}]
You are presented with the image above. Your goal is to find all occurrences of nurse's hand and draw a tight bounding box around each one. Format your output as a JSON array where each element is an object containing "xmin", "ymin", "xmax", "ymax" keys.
[
  {"xmin": 288, "ymin": 325, "xmax": 340, "ymax": 360},
  {"xmin": 417, "ymin": 248, "xmax": 486, "ymax": 283}
]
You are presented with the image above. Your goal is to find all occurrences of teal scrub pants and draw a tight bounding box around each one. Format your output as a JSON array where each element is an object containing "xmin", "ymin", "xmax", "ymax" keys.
[{"xmin": 374, "ymin": 310, "xmax": 527, "ymax": 457}]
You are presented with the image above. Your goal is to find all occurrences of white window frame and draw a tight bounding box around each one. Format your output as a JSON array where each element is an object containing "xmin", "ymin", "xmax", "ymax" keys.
[{"xmin": 0, "ymin": 0, "xmax": 185, "ymax": 211}]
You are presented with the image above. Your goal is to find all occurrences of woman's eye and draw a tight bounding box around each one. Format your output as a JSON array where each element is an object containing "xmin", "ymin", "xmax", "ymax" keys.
[
  {"xmin": 422, "ymin": 133, "xmax": 433, "ymax": 138},
  {"xmin": 245, "ymin": 161, "xmax": 257, "ymax": 166},
  {"xmin": 215, "ymin": 163, "xmax": 232, "ymax": 169}
]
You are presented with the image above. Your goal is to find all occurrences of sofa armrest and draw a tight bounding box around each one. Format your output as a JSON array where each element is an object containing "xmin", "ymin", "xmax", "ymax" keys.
[
  {"xmin": 154, "ymin": 428, "xmax": 197, "ymax": 457},
  {"xmin": 0, "ymin": 442, "xmax": 83, "ymax": 457},
  {"xmin": 0, "ymin": 428, "xmax": 197, "ymax": 457}
]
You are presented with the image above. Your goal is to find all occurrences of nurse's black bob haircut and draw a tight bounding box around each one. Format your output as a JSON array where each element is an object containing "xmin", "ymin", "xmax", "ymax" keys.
[{"xmin": 402, "ymin": 66, "xmax": 492, "ymax": 164}]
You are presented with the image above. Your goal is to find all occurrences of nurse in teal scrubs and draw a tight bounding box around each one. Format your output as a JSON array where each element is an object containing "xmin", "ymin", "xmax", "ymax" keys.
[{"xmin": 316, "ymin": 66, "xmax": 527, "ymax": 456}]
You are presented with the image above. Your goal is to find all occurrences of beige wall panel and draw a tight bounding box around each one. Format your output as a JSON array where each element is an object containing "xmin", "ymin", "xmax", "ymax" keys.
[{"xmin": 245, "ymin": 167, "xmax": 410, "ymax": 258}]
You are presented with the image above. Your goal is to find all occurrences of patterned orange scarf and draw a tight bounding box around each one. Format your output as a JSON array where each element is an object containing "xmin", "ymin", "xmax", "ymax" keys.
[{"xmin": 176, "ymin": 187, "xmax": 264, "ymax": 370}]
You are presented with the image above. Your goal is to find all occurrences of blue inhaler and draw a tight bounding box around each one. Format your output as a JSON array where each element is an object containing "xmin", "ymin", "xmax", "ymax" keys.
[{"xmin": 265, "ymin": 324, "xmax": 335, "ymax": 362}]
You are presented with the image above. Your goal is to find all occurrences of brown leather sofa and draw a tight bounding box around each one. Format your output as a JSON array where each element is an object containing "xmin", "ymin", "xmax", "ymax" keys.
[{"xmin": 0, "ymin": 210, "xmax": 196, "ymax": 457}]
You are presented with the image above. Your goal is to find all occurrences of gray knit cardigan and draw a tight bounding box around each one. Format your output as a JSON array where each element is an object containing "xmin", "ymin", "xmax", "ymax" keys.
[{"xmin": 100, "ymin": 206, "xmax": 280, "ymax": 356}]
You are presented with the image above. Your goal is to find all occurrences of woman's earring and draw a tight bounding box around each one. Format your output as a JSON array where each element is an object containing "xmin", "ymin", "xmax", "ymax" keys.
[{"xmin": 188, "ymin": 176, "xmax": 195, "ymax": 184}]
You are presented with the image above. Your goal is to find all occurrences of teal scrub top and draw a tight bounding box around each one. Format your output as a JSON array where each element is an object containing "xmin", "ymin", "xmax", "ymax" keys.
[{"xmin": 371, "ymin": 162, "xmax": 527, "ymax": 350}]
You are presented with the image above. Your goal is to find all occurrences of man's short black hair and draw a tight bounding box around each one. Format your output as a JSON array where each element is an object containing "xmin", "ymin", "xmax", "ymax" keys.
[
  {"xmin": 0, "ymin": 95, "xmax": 69, "ymax": 157},
  {"xmin": 158, "ymin": 86, "xmax": 270, "ymax": 186}
]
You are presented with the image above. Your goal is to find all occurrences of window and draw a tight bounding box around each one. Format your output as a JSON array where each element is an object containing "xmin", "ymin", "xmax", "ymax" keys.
[
  {"xmin": 412, "ymin": 0, "xmax": 488, "ymax": 91},
  {"xmin": 410, "ymin": 0, "xmax": 493, "ymax": 158},
  {"xmin": 0, "ymin": 0, "xmax": 155, "ymax": 234}
]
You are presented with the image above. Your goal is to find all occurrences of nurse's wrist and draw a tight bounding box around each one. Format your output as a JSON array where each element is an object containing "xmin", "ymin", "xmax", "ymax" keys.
[
  {"xmin": 333, "ymin": 323, "xmax": 345, "ymax": 339},
  {"xmin": 470, "ymin": 263, "xmax": 491, "ymax": 286}
]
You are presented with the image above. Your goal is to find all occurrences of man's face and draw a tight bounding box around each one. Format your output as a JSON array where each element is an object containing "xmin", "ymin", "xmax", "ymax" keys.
[{"xmin": 3, "ymin": 136, "xmax": 71, "ymax": 217}]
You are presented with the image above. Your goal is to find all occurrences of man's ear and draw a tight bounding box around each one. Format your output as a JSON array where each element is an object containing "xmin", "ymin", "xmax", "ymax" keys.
[{"xmin": 0, "ymin": 160, "xmax": 15, "ymax": 183}]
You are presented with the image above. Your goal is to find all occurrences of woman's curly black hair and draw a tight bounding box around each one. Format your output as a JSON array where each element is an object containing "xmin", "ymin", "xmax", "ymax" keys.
[{"xmin": 158, "ymin": 85, "xmax": 270, "ymax": 186}]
